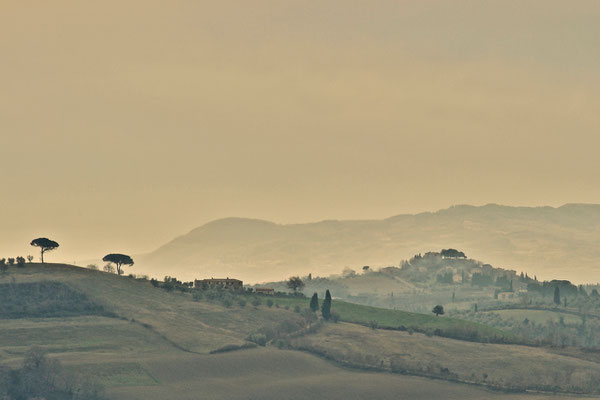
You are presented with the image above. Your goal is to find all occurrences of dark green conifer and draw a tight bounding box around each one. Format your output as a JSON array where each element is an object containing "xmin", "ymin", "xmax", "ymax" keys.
[
  {"xmin": 310, "ymin": 292, "xmax": 319, "ymax": 312},
  {"xmin": 322, "ymin": 289, "xmax": 332, "ymax": 320},
  {"xmin": 554, "ymin": 286, "xmax": 561, "ymax": 305}
]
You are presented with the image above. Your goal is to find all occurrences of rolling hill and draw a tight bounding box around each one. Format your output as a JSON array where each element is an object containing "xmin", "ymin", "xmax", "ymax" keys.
[
  {"xmin": 135, "ymin": 203, "xmax": 600, "ymax": 283},
  {"xmin": 3, "ymin": 263, "xmax": 600, "ymax": 399}
]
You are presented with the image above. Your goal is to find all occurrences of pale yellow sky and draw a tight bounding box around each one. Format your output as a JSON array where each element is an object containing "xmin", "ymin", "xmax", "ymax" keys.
[{"xmin": 1, "ymin": 1, "xmax": 600, "ymax": 262}]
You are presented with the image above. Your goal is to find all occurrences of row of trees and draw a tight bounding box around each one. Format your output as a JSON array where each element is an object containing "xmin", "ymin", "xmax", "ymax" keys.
[
  {"xmin": 0, "ymin": 256, "xmax": 32, "ymax": 269},
  {"xmin": 2, "ymin": 237, "xmax": 135, "ymax": 276},
  {"xmin": 309, "ymin": 290, "xmax": 333, "ymax": 319}
]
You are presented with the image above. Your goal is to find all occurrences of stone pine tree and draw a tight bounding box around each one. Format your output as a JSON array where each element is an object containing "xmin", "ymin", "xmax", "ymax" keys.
[
  {"xmin": 554, "ymin": 286, "xmax": 561, "ymax": 305},
  {"xmin": 310, "ymin": 293, "xmax": 319, "ymax": 312},
  {"xmin": 322, "ymin": 289, "xmax": 332, "ymax": 320},
  {"xmin": 30, "ymin": 238, "xmax": 59, "ymax": 263},
  {"xmin": 102, "ymin": 253, "xmax": 134, "ymax": 275}
]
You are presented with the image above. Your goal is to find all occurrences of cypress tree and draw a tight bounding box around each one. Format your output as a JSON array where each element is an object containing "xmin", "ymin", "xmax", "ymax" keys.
[
  {"xmin": 322, "ymin": 289, "xmax": 332, "ymax": 320},
  {"xmin": 554, "ymin": 286, "xmax": 561, "ymax": 305},
  {"xmin": 310, "ymin": 292, "xmax": 319, "ymax": 312}
]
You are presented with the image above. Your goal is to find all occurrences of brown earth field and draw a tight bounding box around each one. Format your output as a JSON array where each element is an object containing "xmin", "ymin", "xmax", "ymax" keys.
[
  {"xmin": 107, "ymin": 348, "xmax": 591, "ymax": 400},
  {"xmin": 289, "ymin": 322, "xmax": 600, "ymax": 394}
]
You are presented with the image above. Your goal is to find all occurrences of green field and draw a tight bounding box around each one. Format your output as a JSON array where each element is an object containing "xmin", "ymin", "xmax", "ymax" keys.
[{"xmin": 263, "ymin": 295, "xmax": 515, "ymax": 343}]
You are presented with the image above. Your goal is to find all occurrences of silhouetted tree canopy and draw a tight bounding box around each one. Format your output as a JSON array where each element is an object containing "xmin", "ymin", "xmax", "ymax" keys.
[
  {"xmin": 440, "ymin": 249, "xmax": 466, "ymax": 259},
  {"xmin": 286, "ymin": 276, "xmax": 305, "ymax": 292},
  {"xmin": 30, "ymin": 238, "xmax": 59, "ymax": 263},
  {"xmin": 102, "ymin": 253, "xmax": 134, "ymax": 275},
  {"xmin": 432, "ymin": 305, "xmax": 445, "ymax": 316}
]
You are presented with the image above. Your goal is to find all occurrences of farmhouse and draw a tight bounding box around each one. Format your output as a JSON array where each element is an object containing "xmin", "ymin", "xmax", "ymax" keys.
[
  {"xmin": 255, "ymin": 288, "xmax": 275, "ymax": 295},
  {"xmin": 195, "ymin": 278, "xmax": 243, "ymax": 290}
]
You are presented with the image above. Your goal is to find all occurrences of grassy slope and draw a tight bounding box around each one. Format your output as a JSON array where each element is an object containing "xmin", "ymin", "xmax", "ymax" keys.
[
  {"xmin": 267, "ymin": 296, "xmax": 514, "ymax": 342},
  {"xmin": 482, "ymin": 309, "xmax": 582, "ymax": 325},
  {"xmin": 289, "ymin": 323, "xmax": 600, "ymax": 393},
  {"xmin": 1, "ymin": 264, "xmax": 305, "ymax": 353},
  {"xmin": 1, "ymin": 263, "xmax": 599, "ymax": 399},
  {"xmin": 109, "ymin": 349, "xmax": 587, "ymax": 400}
]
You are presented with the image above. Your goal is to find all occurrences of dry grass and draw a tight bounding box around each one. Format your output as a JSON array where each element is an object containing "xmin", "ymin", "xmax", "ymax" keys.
[
  {"xmin": 108, "ymin": 348, "xmax": 590, "ymax": 400},
  {"xmin": 289, "ymin": 322, "xmax": 600, "ymax": 393}
]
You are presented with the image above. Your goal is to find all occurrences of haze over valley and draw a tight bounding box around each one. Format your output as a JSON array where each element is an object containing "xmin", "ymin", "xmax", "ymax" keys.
[
  {"xmin": 2, "ymin": 1, "xmax": 600, "ymax": 399},
  {"xmin": 135, "ymin": 203, "xmax": 600, "ymax": 283}
]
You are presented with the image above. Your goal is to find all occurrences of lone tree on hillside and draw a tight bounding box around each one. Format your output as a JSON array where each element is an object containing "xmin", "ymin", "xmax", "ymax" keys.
[
  {"xmin": 310, "ymin": 293, "xmax": 319, "ymax": 312},
  {"xmin": 554, "ymin": 286, "xmax": 561, "ymax": 306},
  {"xmin": 322, "ymin": 289, "xmax": 332, "ymax": 320},
  {"xmin": 286, "ymin": 276, "xmax": 305, "ymax": 293},
  {"xmin": 102, "ymin": 253, "xmax": 134, "ymax": 275},
  {"xmin": 30, "ymin": 238, "xmax": 59, "ymax": 263},
  {"xmin": 432, "ymin": 305, "xmax": 445, "ymax": 316}
]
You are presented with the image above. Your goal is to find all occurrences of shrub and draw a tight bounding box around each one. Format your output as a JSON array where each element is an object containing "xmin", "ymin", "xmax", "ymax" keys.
[
  {"xmin": 251, "ymin": 298, "xmax": 262, "ymax": 308},
  {"xmin": 247, "ymin": 333, "xmax": 268, "ymax": 346},
  {"xmin": 103, "ymin": 264, "xmax": 115, "ymax": 274},
  {"xmin": 209, "ymin": 343, "xmax": 257, "ymax": 354},
  {"xmin": 204, "ymin": 290, "xmax": 221, "ymax": 301},
  {"xmin": 192, "ymin": 291, "xmax": 203, "ymax": 301},
  {"xmin": 238, "ymin": 298, "xmax": 247, "ymax": 308},
  {"xmin": 294, "ymin": 305, "xmax": 301, "ymax": 313},
  {"xmin": 4, "ymin": 347, "xmax": 106, "ymax": 399},
  {"xmin": 266, "ymin": 299, "xmax": 274, "ymax": 308},
  {"xmin": 368, "ymin": 320, "xmax": 379, "ymax": 330},
  {"xmin": 221, "ymin": 297, "xmax": 233, "ymax": 308},
  {"xmin": 27, "ymin": 255, "xmax": 34, "ymax": 263},
  {"xmin": 87, "ymin": 264, "xmax": 99, "ymax": 270},
  {"xmin": 16, "ymin": 256, "xmax": 26, "ymax": 267},
  {"xmin": 7, "ymin": 258, "xmax": 15, "ymax": 266},
  {"xmin": 330, "ymin": 311, "xmax": 340, "ymax": 323}
]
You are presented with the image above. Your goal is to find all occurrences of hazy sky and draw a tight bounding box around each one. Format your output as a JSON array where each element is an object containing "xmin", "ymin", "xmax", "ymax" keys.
[{"xmin": 1, "ymin": 1, "xmax": 600, "ymax": 262}]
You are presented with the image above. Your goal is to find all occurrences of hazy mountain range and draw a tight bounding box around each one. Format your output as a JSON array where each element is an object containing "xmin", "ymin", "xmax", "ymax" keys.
[{"xmin": 133, "ymin": 204, "xmax": 600, "ymax": 284}]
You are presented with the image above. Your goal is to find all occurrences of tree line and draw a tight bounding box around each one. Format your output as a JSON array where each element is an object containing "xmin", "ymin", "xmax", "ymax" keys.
[{"xmin": 0, "ymin": 237, "xmax": 135, "ymax": 276}]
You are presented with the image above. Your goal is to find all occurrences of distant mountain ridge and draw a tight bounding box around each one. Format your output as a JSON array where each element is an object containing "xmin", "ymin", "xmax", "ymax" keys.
[{"xmin": 138, "ymin": 204, "xmax": 600, "ymax": 283}]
